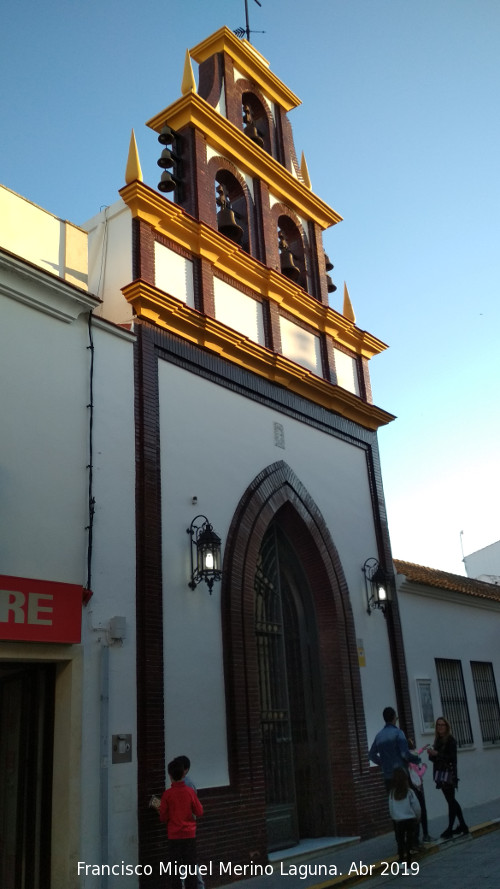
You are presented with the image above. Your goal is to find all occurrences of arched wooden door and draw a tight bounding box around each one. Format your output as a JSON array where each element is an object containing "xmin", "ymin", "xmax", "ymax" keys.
[{"xmin": 255, "ymin": 522, "xmax": 332, "ymax": 851}]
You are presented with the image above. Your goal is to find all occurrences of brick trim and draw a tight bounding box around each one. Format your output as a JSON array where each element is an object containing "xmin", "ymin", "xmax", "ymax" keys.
[
  {"xmin": 134, "ymin": 325, "xmax": 168, "ymax": 880},
  {"xmin": 133, "ymin": 326, "xmax": 409, "ymax": 882},
  {"xmin": 218, "ymin": 461, "xmax": 390, "ymax": 852}
]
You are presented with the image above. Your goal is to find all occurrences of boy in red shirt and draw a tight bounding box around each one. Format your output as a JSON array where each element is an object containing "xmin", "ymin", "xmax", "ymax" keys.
[{"xmin": 159, "ymin": 758, "xmax": 203, "ymax": 889}]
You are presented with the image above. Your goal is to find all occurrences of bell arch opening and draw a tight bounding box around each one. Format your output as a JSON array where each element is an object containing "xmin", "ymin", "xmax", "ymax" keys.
[{"xmin": 215, "ymin": 170, "xmax": 249, "ymax": 251}]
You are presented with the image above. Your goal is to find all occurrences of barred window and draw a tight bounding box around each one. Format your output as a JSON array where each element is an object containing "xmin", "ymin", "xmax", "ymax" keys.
[
  {"xmin": 471, "ymin": 661, "xmax": 500, "ymax": 744},
  {"xmin": 435, "ymin": 659, "xmax": 473, "ymax": 746}
]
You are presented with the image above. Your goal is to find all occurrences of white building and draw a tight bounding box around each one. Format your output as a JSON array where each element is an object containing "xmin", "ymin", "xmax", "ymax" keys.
[
  {"xmin": 395, "ymin": 559, "xmax": 500, "ymax": 822},
  {"xmin": 464, "ymin": 540, "xmax": 500, "ymax": 585},
  {"xmin": 0, "ymin": 185, "xmax": 137, "ymax": 887},
  {"xmin": 82, "ymin": 28, "xmax": 414, "ymax": 874}
]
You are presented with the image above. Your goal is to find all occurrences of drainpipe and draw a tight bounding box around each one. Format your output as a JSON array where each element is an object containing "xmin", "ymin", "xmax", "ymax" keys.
[{"xmin": 100, "ymin": 642, "xmax": 109, "ymax": 888}]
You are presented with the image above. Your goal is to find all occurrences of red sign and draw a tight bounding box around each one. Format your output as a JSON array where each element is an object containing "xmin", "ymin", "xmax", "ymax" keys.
[{"xmin": 0, "ymin": 575, "xmax": 84, "ymax": 643}]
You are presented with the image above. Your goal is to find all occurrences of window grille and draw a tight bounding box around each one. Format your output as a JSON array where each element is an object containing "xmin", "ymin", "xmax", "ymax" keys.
[
  {"xmin": 435, "ymin": 659, "xmax": 473, "ymax": 746},
  {"xmin": 471, "ymin": 661, "xmax": 500, "ymax": 744}
]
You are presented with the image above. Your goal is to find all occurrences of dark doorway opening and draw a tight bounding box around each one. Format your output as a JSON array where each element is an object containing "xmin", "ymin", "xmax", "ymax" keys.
[
  {"xmin": 0, "ymin": 662, "xmax": 55, "ymax": 889},
  {"xmin": 255, "ymin": 522, "xmax": 333, "ymax": 851}
]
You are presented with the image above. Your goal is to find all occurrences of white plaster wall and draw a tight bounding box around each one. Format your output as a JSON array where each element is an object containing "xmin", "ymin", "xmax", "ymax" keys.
[
  {"xmin": 279, "ymin": 315, "xmax": 322, "ymax": 375},
  {"xmin": 0, "ymin": 282, "xmax": 138, "ymax": 881},
  {"xmin": 155, "ymin": 242, "xmax": 195, "ymax": 307},
  {"xmin": 213, "ymin": 277, "xmax": 265, "ymax": 344},
  {"xmin": 0, "ymin": 295, "xmax": 89, "ymax": 581},
  {"xmin": 398, "ymin": 587, "xmax": 500, "ymax": 818},
  {"xmin": 157, "ymin": 361, "xmax": 396, "ymax": 789},
  {"xmin": 0, "ymin": 184, "xmax": 88, "ymax": 290},
  {"xmin": 334, "ymin": 347, "xmax": 360, "ymax": 396},
  {"xmin": 79, "ymin": 319, "xmax": 138, "ymax": 879},
  {"xmin": 464, "ymin": 540, "xmax": 500, "ymax": 580},
  {"xmin": 82, "ymin": 199, "xmax": 134, "ymax": 325}
]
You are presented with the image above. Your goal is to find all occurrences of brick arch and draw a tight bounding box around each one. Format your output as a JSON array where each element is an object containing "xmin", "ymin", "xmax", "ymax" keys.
[
  {"xmin": 269, "ymin": 203, "xmax": 310, "ymax": 291},
  {"xmin": 206, "ymin": 155, "xmax": 255, "ymax": 255},
  {"xmin": 221, "ymin": 460, "xmax": 373, "ymax": 839},
  {"xmin": 233, "ymin": 79, "xmax": 275, "ymax": 155}
]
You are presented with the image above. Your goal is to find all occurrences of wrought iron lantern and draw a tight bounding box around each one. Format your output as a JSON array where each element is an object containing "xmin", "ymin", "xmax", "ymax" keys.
[
  {"xmin": 187, "ymin": 515, "xmax": 222, "ymax": 594},
  {"xmin": 362, "ymin": 557, "xmax": 390, "ymax": 615}
]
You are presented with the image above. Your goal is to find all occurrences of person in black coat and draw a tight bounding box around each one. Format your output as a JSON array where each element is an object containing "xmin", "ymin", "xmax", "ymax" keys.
[{"xmin": 427, "ymin": 716, "xmax": 468, "ymax": 839}]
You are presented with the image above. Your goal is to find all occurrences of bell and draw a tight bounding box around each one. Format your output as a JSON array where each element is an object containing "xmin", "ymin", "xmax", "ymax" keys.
[
  {"xmin": 324, "ymin": 254, "xmax": 334, "ymax": 272},
  {"xmin": 217, "ymin": 208, "xmax": 243, "ymax": 244},
  {"xmin": 243, "ymin": 105, "xmax": 264, "ymax": 148},
  {"xmin": 158, "ymin": 170, "xmax": 176, "ymax": 193},
  {"xmin": 157, "ymin": 148, "xmax": 175, "ymax": 169},
  {"xmin": 280, "ymin": 250, "xmax": 301, "ymax": 282},
  {"xmin": 244, "ymin": 123, "xmax": 264, "ymax": 148},
  {"xmin": 326, "ymin": 275, "xmax": 337, "ymax": 293},
  {"xmin": 158, "ymin": 125, "xmax": 175, "ymax": 145}
]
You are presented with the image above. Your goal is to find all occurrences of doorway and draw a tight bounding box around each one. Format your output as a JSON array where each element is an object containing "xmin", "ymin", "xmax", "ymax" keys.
[
  {"xmin": 255, "ymin": 522, "xmax": 333, "ymax": 851},
  {"xmin": 0, "ymin": 663, "xmax": 55, "ymax": 889}
]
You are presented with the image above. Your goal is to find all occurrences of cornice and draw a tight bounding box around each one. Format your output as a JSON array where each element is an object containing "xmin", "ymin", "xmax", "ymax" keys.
[
  {"xmin": 145, "ymin": 92, "xmax": 341, "ymax": 230},
  {"xmin": 0, "ymin": 248, "xmax": 99, "ymax": 322},
  {"xmin": 122, "ymin": 278, "xmax": 395, "ymax": 432},
  {"xmin": 189, "ymin": 27, "xmax": 301, "ymax": 112},
  {"xmin": 119, "ymin": 181, "xmax": 386, "ymax": 360}
]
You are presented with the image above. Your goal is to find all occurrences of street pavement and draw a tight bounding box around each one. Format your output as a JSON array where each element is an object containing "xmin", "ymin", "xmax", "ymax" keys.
[
  {"xmin": 221, "ymin": 796, "xmax": 500, "ymax": 889},
  {"xmin": 366, "ymin": 829, "xmax": 498, "ymax": 888}
]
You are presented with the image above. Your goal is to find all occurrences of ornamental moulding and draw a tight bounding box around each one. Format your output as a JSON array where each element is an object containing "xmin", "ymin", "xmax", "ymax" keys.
[
  {"xmin": 119, "ymin": 181, "xmax": 386, "ymax": 361},
  {"xmin": 145, "ymin": 92, "xmax": 341, "ymax": 230},
  {"xmin": 122, "ymin": 278, "xmax": 395, "ymax": 432}
]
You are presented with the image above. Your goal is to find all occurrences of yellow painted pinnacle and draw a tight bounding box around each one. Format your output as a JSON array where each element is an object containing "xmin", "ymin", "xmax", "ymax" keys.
[
  {"xmin": 343, "ymin": 282, "xmax": 356, "ymax": 323},
  {"xmin": 181, "ymin": 50, "xmax": 197, "ymax": 95},
  {"xmin": 125, "ymin": 130, "xmax": 143, "ymax": 184},
  {"xmin": 300, "ymin": 151, "xmax": 312, "ymax": 189}
]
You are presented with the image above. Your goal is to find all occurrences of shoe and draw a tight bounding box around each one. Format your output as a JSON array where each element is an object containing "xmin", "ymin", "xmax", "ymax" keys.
[
  {"xmin": 454, "ymin": 826, "xmax": 469, "ymax": 836},
  {"xmin": 422, "ymin": 834, "xmax": 434, "ymax": 843},
  {"xmin": 440, "ymin": 828, "xmax": 453, "ymax": 840}
]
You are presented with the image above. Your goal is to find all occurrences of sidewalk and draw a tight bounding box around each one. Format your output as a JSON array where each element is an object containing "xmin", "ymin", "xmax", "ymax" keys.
[{"xmin": 222, "ymin": 797, "xmax": 500, "ymax": 889}]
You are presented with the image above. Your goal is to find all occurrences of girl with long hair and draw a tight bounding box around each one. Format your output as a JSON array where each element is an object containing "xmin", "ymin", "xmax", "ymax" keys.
[
  {"xmin": 428, "ymin": 716, "xmax": 468, "ymax": 839},
  {"xmin": 388, "ymin": 768, "xmax": 421, "ymax": 862}
]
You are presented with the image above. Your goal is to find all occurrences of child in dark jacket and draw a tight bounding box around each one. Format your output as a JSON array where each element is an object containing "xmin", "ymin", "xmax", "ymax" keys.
[{"xmin": 158, "ymin": 758, "xmax": 203, "ymax": 889}]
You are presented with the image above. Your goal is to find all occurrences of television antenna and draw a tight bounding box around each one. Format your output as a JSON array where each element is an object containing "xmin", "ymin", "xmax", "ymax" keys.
[{"xmin": 234, "ymin": 0, "xmax": 265, "ymax": 43}]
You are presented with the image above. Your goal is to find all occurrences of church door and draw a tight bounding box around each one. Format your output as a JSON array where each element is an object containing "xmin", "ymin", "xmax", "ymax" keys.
[{"xmin": 254, "ymin": 522, "xmax": 333, "ymax": 851}]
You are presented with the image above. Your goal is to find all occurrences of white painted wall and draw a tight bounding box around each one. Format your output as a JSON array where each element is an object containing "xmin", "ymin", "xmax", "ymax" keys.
[
  {"xmin": 279, "ymin": 315, "xmax": 322, "ymax": 375},
  {"xmin": 398, "ymin": 583, "xmax": 500, "ymax": 820},
  {"xmin": 1, "ymin": 206, "xmax": 137, "ymax": 884},
  {"xmin": 79, "ymin": 318, "xmax": 138, "ymax": 877},
  {"xmin": 155, "ymin": 242, "xmax": 195, "ymax": 307},
  {"xmin": 464, "ymin": 540, "xmax": 500, "ymax": 583},
  {"xmin": 213, "ymin": 277, "xmax": 265, "ymax": 344},
  {"xmin": 157, "ymin": 361, "xmax": 396, "ymax": 788},
  {"xmin": 82, "ymin": 199, "xmax": 134, "ymax": 325},
  {"xmin": 334, "ymin": 347, "xmax": 360, "ymax": 396},
  {"xmin": 0, "ymin": 294, "xmax": 89, "ymax": 581},
  {"xmin": 0, "ymin": 184, "xmax": 88, "ymax": 290}
]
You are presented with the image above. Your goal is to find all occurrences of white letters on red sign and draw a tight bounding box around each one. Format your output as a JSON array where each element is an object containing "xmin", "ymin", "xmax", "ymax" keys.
[{"xmin": 0, "ymin": 590, "xmax": 54, "ymax": 625}]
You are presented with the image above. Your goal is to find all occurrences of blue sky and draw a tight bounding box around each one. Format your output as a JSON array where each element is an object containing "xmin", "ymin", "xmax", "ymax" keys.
[{"xmin": 2, "ymin": 1, "xmax": 499, "ymax": 574}]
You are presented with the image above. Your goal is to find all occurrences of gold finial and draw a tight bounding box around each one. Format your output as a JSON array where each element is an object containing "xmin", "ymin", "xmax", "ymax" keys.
[
  {"xmin": 343, "ymin": 282, "xmax": 356, "ymax": 323},
  {"xmin": 125, "ymin": 129, "xmax": 143, "ymax": 184},
  {"xmin": 181, "ymin": 50, "xmax": 197, "ymax": 95},
  {"xmin": 300, "ymin": 152, "xmax": 311, "ymax": 189}
]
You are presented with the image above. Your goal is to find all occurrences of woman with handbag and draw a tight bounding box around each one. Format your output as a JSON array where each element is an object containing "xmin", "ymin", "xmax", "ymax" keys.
[{"xmin": 427, "ymin": 716, "xmax": 468, "ymax": 839}]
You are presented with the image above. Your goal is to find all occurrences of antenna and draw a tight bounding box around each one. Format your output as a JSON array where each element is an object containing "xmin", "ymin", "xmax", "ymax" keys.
[
  {"xmin": 460, "ymin": 530, "xmax": 465, "ymax": 562},
  {"xmin": 234, "ymin": 0, "xmax": 264, "ymax": 43}
]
